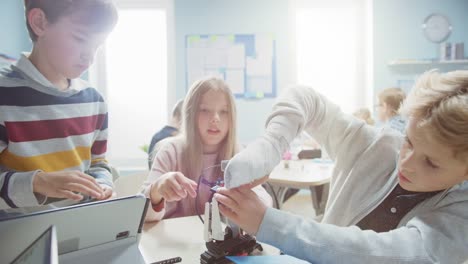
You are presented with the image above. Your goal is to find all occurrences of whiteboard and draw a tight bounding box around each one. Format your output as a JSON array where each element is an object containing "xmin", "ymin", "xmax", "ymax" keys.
[{"xmin": 185, "ymin": 34, "xmax": 277, "ymax": 99}]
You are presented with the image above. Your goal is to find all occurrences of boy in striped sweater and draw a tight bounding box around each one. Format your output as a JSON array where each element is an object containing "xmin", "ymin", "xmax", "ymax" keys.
[{"xmin": 0, "ymin": 0, "xmax": 118, "ymax": 209}]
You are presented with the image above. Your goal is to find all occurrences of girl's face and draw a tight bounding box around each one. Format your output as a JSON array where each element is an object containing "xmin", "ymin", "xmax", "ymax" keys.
[
  {"xmin": 398, "ymin": 118, "xmax": 468, "ymax": 192},
  {"xmin": 197, "ymin": 90, "xmax": 230, "ymax": 154}
]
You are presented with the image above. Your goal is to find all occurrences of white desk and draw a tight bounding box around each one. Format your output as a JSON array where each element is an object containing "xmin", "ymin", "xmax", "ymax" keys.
[
  {"xmin": 267, "ymin": 159, "xmax": 333, "ymax": 215},
  {"xmin": 140, "ymin": 216, "xmax": 279, "ymax": 263}
]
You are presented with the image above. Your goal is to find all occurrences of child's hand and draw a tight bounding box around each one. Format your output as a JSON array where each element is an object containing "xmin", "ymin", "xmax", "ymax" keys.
[
  {"xmin": 97, "ymin": 185, "xmax": 115, "ymax": 200},
  {"xmin": 150, "ymin": 172, "xmax": 197, "ymax": 203},
  {"xmin": 214, "ymin": 186, "xmax": 268, "ymax": 235},
  {"xmin": 33, "ymin": 171, "xmax": 104, "ymax": 201}
]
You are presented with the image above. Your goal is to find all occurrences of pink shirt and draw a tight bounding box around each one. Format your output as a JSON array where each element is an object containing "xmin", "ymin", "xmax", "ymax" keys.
[{"xmin": 142, "ymin": 138, "xmax": 272, "ymax": 222}]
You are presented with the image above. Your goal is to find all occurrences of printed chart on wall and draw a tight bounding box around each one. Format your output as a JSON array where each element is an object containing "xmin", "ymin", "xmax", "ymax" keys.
[{"xmin": 185, "ymin": 34, "xmax": 277, "ymax": 99}]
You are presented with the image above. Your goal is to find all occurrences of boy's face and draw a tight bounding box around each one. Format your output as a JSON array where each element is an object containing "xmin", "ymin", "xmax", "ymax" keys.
[
  {"xmin": 376, "ymin": 101, "xmax": 391, "ymax": 122},
  {"xmin": 197, "ymin": 90, "xmax": 230, "ymax": 153},
  {"xmin": 39, "ymin": 13, "xmax": 109, "ymax": 79},
  {"xmin": 398, "ymin": 118, "xmax": 468, "ymax": 192}
]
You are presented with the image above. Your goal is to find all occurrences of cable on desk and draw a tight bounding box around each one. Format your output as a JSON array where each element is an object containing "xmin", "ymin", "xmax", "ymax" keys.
[
  {"xmin": 195, "ymin": 164, "xmax": 222, "ymax": 224},
  {"xmin": 150, "ymin": 256, "xmax": 182, "ymax": 264}
]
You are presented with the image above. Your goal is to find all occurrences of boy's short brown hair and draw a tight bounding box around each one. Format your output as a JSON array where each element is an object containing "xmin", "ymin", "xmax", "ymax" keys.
[
  {"xmin": 24, "ymin": 0, "xmax": 118, "ymax": 42},
  {"xmin": 378, "ymin": 87, "xmax": 406, "ymax": 114}
]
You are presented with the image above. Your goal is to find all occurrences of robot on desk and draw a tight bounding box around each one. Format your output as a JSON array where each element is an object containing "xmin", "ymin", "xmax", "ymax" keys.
[{"xmin": 199, "ymin": 162, "xmax": 263, "ymax": 264}]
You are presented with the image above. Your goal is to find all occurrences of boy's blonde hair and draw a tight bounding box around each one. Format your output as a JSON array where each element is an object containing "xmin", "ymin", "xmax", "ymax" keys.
[
  {"xmin": 378, "ymin": 87, "xmax": 406, "ymax": 114},
  {"xmin": 180, "ymin": 77, "xmax": 238, "ymax": 179},
  {"xmin": 24, "ymin": 0, "xmax": 118, "ymax": 42},
  {"xmin": 400, "ymin": 70, "xmax": 468, "ymax": 159}
]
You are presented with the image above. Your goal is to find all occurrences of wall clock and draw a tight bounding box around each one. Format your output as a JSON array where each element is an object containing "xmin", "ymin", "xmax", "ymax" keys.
[{"xmin": 422, "ymin": 13, "xmax": 452, "ymax": 43}]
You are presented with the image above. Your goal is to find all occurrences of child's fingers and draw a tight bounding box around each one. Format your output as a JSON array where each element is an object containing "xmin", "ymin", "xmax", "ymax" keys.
[
  {"xmin": 97, "ymin": 187, "xmax": 113, "ymax": 200},
  {"xmin": 216, "ymin": 187, "xmax": 243, "ymax": 202},
  {"xmin": 66, "ymin": 183, "xmax": 103, "ymax": 198},
  {"xmin": 186, "ymin": 181, "xmax": 198, "ymax": 198},
  {"xmin": 75, "ymin": 172, "xmax": 102, "ymax": 189},
  {"xmin": 175, "ymin": 175, "xmax": 197, "ymax": 197},
  {"xmin": 163, "ymin": 187, "xmax": 184, "ymax": 201},
  {"xmin": 168, "ymin": 179, "xmax": 188, "ymax": 198},
  {"xmin": 57, "ymin": 189, "xmax": 83, "ymax": 201},
  {"xmin": 75, "ymin": 171, "xmax": 99, "ymax": 184},
  {"xmin": 218, "ymin": 203, "xmax": 238, "ymax": 221},
  {"xmin": 70, "ymin": 176, "xmax": 103, "ymax": 196},
  {"xmin": 213, "ymin": 193, "xmax": 239, "ymax": 212}
]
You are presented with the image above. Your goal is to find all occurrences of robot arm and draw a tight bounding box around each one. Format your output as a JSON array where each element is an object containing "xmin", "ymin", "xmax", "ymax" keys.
[{"xmin": 204, "ymin": 199, "xmax": 225, "ymax": 242}]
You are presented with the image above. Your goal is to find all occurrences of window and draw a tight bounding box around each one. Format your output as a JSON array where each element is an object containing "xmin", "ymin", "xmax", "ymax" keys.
[
  {"xmin": 90, "ymin": 0, "xmax": 173, "ymax": 171},
  {"xmin": 293, "ymin": 0, "xmax": 372, "ymax": 113}
]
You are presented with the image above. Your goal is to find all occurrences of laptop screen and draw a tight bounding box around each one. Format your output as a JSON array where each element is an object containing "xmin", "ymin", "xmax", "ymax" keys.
[{"xmin": 11, "ymin": 226, "xmax": 58, "ymax": 264}]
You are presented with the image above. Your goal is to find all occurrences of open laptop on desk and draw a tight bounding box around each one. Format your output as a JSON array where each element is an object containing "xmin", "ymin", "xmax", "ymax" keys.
[{"xmin": 0, "ymin": 195, "xmax": 149, "ymax": 264}]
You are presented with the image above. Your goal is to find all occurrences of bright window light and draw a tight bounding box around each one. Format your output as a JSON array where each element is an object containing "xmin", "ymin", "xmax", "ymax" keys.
[
  {"xmin": 104, "ymin": 9, "xmax": 167, "ymax": 168},
  {"xmin": 296, "ymin": 7, "xmax": 359, "ymax": 113}
]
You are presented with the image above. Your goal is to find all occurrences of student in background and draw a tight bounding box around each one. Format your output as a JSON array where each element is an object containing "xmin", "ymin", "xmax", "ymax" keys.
[
  {"xmin": 141, "ymin": 77, "xmax": 272, "ymax": 221},
  {"xmin": 0, "ymin": 0, "xmax": 118, "ymax": 210},
  {"xmin": 217, "ymin": 70, "xmax": 468, "ymax": 263},
  {"xmin": 376, "ymin": 87, "xmax": 406, "ymax": 133},
  {"xmin": 147, "ymin": 99, "xmax": 184, "ymax": 169},
  {"xmin": 352, "ymin": 107, "xmax": 375, "ymax": 125}
]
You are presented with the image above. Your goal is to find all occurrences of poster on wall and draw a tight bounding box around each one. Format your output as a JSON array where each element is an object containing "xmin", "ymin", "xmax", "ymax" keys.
[{"xmin": 185, "ymin": 34, "xmax": 277, "ymax": 99}]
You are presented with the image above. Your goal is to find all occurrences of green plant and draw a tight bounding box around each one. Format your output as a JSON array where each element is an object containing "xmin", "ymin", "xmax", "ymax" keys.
[{"xmin": 140, "ymin": 144, "xmax": 149, "ymax": 153}]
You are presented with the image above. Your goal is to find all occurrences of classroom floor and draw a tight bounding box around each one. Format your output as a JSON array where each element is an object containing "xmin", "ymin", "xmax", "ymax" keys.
[{"xmin": 281, "ymin": 189, "xmax": 319, "ymax": 220}]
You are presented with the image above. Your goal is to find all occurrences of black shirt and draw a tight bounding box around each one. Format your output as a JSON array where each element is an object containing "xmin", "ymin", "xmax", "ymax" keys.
[
  {"xmin": 356, "ymin": 184, "xmax": 441, "ymax": 232},
  {"xmin": 148, "ymin": 126, "xmax": 178, "ymax": 168}
]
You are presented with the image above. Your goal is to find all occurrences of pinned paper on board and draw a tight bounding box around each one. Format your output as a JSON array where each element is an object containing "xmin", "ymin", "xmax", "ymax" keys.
[{"xmin": 186, "ymin": 34, "xmax": 276, "ymax": 99}]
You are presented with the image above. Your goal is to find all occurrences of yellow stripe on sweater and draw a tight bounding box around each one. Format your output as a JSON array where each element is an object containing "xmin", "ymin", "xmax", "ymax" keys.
[
  {"xmin": 0, "ymin": 146, "xmax": 91, "ymax": 172},
  {"xmin": 91, "ymin": 158, "xmax": 108, "ymax": 165}
]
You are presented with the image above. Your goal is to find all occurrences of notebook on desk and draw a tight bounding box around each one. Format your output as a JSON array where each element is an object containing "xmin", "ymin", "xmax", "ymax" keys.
[{"xmin": 0, "ymin": 195, "xmax": 149, "ymax": 264}]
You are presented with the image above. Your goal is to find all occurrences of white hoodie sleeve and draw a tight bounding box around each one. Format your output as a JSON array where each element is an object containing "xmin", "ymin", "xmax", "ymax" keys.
[{"xmin": 255, "ymin": 85, "xmax": 468, "ymax": 263}]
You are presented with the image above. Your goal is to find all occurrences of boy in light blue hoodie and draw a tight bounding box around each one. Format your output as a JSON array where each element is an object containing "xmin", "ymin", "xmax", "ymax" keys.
[{"xmin": 217, "ymin": 70, "xmax": 468, "ymax": 263}]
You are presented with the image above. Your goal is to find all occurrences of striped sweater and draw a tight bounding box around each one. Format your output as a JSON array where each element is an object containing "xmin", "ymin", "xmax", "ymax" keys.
[{"xmin": 0, "ymin": 54, "xmax": 112, "ymax": 209}]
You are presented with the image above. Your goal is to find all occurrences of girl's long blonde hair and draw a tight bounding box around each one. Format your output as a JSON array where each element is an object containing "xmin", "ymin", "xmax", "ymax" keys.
[
  {"xmin": 400, "ymin": 70, "xmax": 468, "ymax": 160},
  {"xmin": 180, "ymin": 77, "xmax": 238, "ymax": 179}
]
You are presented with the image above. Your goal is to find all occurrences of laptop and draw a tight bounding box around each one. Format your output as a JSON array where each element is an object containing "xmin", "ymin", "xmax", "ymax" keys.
[
  {"xmin": 11, "ymin": 225, "xmax": 59, "ymax": 264},
  {"xmin": 0, "ymin": 195, "xmax": 149, "ymax": 264}
]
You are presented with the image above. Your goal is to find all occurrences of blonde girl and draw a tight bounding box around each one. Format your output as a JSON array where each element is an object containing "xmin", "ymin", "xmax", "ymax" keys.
[{"xmin": 141, "ymin": 77, "xmax": 271, "ymax": 221}]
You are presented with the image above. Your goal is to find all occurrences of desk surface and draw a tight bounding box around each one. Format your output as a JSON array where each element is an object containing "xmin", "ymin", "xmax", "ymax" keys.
[
  {"xmin": 268, "ymin": 159, "xmax": 333, "ymax": 189},
  {"xmin": 140, "ymin": 216, "xmax": 279, "ymax": 263}
]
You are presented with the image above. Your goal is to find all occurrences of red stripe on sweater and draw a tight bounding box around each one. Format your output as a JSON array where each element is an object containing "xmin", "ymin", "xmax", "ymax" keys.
[
  {"xmin": 6, "ymin": 114, "xmax": 106, "ymax": 142},
  {"xmin": 91, "ymin": 140, "xmax": 107, "ymax": 155}
]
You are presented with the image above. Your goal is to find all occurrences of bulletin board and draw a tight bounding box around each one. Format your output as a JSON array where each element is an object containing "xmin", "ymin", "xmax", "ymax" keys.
[{"xmin": 185, "ymin": 34, "xmax": 277, "ymax": 99}]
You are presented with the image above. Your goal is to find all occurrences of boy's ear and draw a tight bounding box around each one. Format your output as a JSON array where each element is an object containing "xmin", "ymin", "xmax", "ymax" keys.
[{"xmin": 28, "ymin": 8, "xmax": 49, "ymax": 38}]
